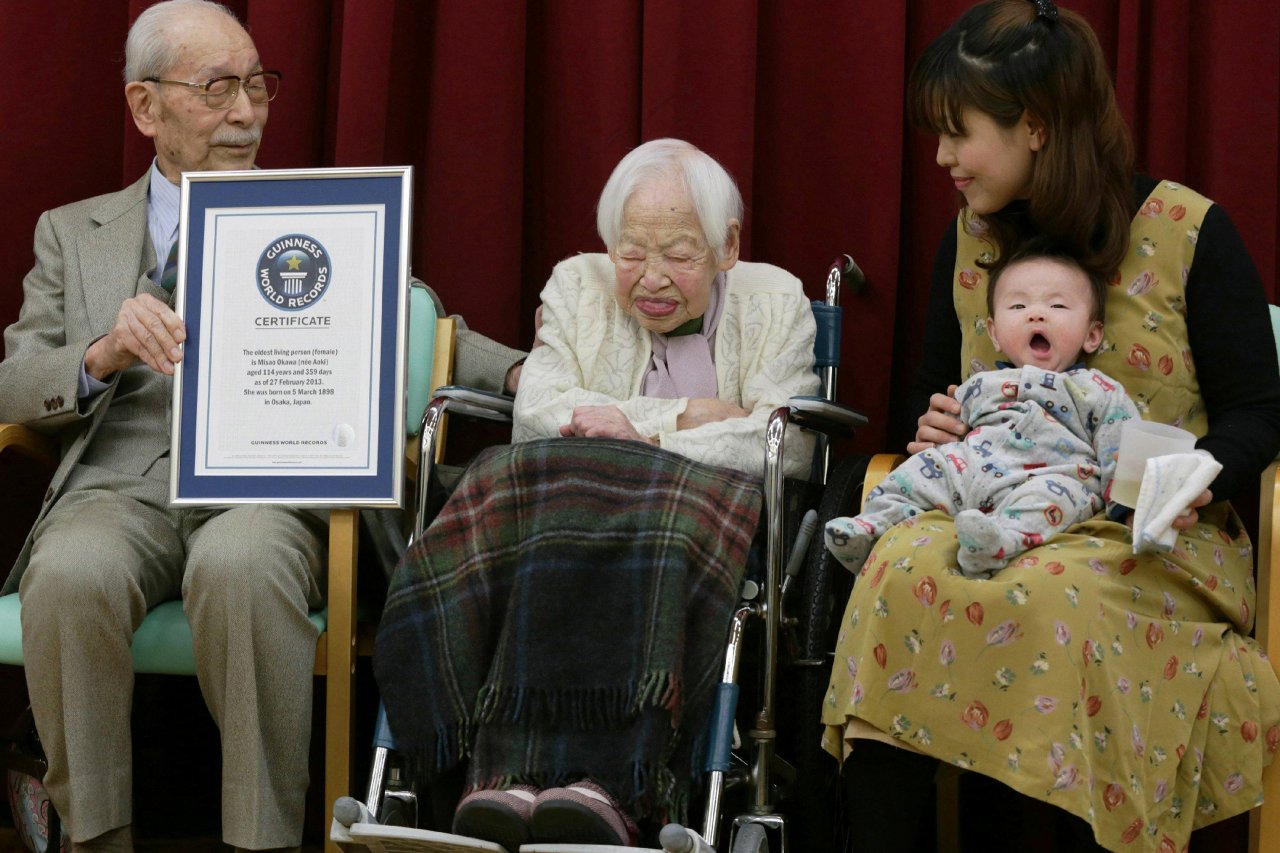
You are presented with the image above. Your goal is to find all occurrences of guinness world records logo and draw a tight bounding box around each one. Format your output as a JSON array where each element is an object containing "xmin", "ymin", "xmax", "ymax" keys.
[{"xmin": 257, "ymin": 234, "xmax": 331, "ymax": 311}]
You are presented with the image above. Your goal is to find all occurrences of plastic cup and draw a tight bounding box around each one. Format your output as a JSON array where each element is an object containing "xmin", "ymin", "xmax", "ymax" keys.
[{"xmin": 1111, "ymin": 420, "xmax": 1197, "ymax": 508}]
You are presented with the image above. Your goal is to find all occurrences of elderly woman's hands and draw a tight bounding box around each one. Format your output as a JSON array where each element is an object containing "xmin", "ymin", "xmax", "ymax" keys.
[
  {"xmin": 677, "ymin": 398, "xmax": 750, "ymax": 430},
  {"xmin": 560, "ymin": 405, "xmax": 652, "ymax": 443},
  {"xmin": 907, "ymin": 385, "xmax": 969, "ymax": 454},
  {"xmin": 560, "ymin": 397, "xmax": 751, "ymax": 444}
]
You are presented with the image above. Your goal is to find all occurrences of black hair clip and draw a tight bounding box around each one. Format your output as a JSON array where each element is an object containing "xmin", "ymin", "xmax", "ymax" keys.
[{"xmin": 1031, "ymin": 0, "xmax": 1059, "ymax": 22}]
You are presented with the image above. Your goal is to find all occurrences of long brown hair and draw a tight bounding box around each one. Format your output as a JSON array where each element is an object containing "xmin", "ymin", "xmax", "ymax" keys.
[{"xmin": 907, "ymin": 0, "xmax": 1134, "ymax": 280}]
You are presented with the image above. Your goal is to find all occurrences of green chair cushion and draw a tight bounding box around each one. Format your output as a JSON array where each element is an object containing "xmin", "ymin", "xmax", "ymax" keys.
[
  {"xmin": 0, "ymin": 593, "xmax": 326, "ymax": 674},
  {"xmin": 1270, "ymin": 305, "xmax": 1280, "ymax": 374},
  {"xmin": 0, "ymin": 593, "xmax": 21, "ymax": 666},
  {"xmin": 406, "ymin": 284, "xmax": 440, "ymax": 436}
]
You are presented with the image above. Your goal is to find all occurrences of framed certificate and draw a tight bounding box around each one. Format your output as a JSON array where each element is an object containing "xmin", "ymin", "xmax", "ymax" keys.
[{"xmin": 170, "ymin": 167, "xmax": 412, "ymax": 507}]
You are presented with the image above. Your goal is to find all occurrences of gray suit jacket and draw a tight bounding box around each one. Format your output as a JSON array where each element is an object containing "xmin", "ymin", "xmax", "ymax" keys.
[
  {"xmin": 0, "ymin": 173, "xmax": 155, "ymax": 594},
  {"xmin": 0, "ymin": 171, "xmax": 528, "ymax": 595}
]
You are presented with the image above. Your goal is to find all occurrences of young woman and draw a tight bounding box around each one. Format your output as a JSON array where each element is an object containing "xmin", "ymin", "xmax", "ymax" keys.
[{"xmin": 822, "ymin": 2, "xmax": 1280, "ymax": 851}]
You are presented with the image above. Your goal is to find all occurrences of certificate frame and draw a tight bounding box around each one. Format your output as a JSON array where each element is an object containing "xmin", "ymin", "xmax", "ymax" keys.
[{"xmin": 170, "ymin": 166, "xmax": 412, "ymax": 507}]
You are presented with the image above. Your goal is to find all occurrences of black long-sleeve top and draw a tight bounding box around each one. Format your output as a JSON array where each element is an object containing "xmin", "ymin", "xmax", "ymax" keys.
[{"xmin": 910, "ymin": 176, "xmax": 1280, "ymax": 502}]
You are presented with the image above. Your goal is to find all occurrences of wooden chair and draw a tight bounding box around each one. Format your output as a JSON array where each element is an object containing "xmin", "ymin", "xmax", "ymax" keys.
[
  {"xmin": 861, "ymin": 407, "xmax": 1280, "ymax": 852},
  {"xmin": 1246, "ymin": 305, "xmax": 1280, "ymax": 853},
  {"xmin": 0, "ymin": 306, "xmax": 457, "ymax": 853}
]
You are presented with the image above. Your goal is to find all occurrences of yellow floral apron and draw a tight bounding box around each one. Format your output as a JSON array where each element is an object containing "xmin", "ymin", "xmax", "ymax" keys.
[{"xmin": 822, "ymin": 182, "xmax": 1280, "ymax": 852}]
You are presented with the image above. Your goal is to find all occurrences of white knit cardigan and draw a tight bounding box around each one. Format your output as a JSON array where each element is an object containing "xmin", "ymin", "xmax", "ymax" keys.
[{"xmin": 513, "ymin": 253, "xmax": 819, "ymax": 477}]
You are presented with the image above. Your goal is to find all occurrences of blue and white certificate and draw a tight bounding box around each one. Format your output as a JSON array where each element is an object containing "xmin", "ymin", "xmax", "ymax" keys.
[{"xmin": 171, "ymin": 168, "xmax": 411, "ymax": 507}]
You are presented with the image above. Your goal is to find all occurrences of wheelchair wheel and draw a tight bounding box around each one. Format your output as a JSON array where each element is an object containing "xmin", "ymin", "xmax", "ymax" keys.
[
  {"xmin": 789, "ymin": 453, "xmax": 870, "ymax": 851},
  {"xmin": 730, "ymin": 823, "xmax": 769, "ymax": 853}
]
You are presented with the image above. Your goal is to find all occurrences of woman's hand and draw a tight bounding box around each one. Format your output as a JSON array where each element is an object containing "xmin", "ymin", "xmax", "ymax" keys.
[
  {"xmin": 559, "ymin": 398, "xmax": 748, "ymax": 443},
  {"xmin": 907, "ymin": 385, "xmax": 968, "ymax": 454},
  {"xmin": 1121, "ymin": 488, "xmax": 1212, "ymax": 530},
  {"xmin": 1171, "ymin": 488, "xmax": 1213, "ymax": 531},
  {"xmin": 676, "ymin": 398, "xmax": 750, "ymax": 431},
  {"xmin": 560, "ymin": 404, "xmax": 651, "ymax": 443}
]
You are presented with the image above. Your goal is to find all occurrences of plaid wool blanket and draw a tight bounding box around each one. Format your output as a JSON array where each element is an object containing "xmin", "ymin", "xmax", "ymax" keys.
[{"xmin": 374, "ymin": 437, "xmax": 762, "ymax": 820}]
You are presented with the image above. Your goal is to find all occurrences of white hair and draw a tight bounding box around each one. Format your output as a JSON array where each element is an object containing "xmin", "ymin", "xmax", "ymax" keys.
[
  {"xmin": 124, "ymin": 0, "xmax": 242, "ymax": 82},
  {"xmin": 596, "ymin": 138, "xmax": 744, "ymax": 264}
]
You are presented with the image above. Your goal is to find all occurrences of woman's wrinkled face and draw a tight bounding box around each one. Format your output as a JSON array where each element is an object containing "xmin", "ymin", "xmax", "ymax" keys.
[
  {"xmin": 935, "ymin": 108, "xmax": 1042, "ymax": 215},
  {"xmin": 611, "ymin": 176, "xmax": 737, "ymax": 334}
]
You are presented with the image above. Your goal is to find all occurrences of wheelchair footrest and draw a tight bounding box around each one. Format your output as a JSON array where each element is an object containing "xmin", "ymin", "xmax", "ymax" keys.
[
  {"xmin": 331, "ymin": 820, "xmax": 508, "ymax": 852},
  {"xmin": 329, "ymin": 820, "xmax": 664, "ymax": 853},
  {"xmin": 522, "ymin": 846, "xmax": 662, "ymax": 852}
]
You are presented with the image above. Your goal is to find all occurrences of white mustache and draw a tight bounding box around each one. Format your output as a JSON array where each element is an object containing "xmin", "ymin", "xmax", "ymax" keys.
[{"xmin": 212, "ymin": 129, "xmax": 261, "ymax": 147}]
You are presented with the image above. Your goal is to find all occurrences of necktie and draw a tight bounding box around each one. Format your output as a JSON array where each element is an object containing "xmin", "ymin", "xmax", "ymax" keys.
[{"xmin": 160, "ymin": 241, "xmax": 179, "ymax": 292}]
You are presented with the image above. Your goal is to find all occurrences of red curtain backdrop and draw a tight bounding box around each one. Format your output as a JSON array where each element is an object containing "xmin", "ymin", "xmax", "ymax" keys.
[{"xmin": 1, "ymin": 1, "xmax": 1276, "ymax": 453}]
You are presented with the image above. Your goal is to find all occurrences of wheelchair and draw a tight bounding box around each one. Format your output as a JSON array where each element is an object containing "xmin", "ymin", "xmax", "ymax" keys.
[{"xmin": 332, "ymin": 255, "xmax": 870, "ymax": 853}]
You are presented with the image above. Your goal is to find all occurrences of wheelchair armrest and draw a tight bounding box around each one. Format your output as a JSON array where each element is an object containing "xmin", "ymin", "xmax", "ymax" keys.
[
  {"xmin": 786, "ymin": 395, "xmax": 868, "ymax": 437},
  {"xmin": 427, "ymin": 385, "xmax": 515, "ymax": 423},
  {"xmin": 0, "ymin": 423, "xmax": 57, "ymax": 471},
  {"xmin": 862, "ymin": 453, "xmax": 906, "ymax": 512},
  {"xmin": 412, "ymin": 388, "xmax": 515, "ymax": 541}
]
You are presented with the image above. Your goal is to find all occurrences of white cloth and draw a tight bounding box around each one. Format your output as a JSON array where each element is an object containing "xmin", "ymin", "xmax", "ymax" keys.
[
  {"xmin": 1132, "ymin": 450, "xmax": 1222, "ymax": 553},
  {"xmin": 513, "ymin": 253, "xmax": 819, "ymax": 477}
]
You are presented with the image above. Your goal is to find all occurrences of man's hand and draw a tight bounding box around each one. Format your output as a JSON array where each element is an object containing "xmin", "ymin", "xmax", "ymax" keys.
[
  {"xmin": 675, "ymin": 397, "xmax": 749, "ymax": 431},
  {"xmin": 907, "ymin": 385, "xmax": 968, "ymax": 454},
  {"xmin": 559, "ymin": 404, "xmax": 650, "ymax": 442},
  {"xmin": 503, "ymin": 305, "xmax": 545, "ymax": 394},
  {"xmin": 85, "ymin": 294, "xmax": 186, "ymax": 379}
]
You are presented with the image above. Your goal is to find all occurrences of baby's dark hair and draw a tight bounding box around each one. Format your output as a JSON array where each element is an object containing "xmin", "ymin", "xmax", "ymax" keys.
[{"xmin": 986, "ymin": 237, "xmax": 1107, "ymax": 324}]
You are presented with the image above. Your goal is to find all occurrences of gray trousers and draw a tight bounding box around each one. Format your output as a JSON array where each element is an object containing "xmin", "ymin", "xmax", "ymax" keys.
[{"xmin": 18, "ymin": 489, "xmax": 325, "ymax": 848}]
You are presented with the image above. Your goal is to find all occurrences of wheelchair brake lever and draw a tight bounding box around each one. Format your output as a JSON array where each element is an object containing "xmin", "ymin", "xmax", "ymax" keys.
[{"xmin": 778, "ymin": 510, "xmax": 817, "ymax": 663}]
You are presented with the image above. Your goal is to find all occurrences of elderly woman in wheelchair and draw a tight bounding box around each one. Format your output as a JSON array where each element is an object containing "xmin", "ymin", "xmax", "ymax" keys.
[{"xmin": 373, "ymin": 138, "xmax": 821, "ymax": 851}]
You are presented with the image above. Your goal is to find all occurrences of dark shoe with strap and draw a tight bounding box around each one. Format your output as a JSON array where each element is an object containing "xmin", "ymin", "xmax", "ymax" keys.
[
  {"xmin": 451, "ymin": 784, "xmax": 539, "ymax": 850},
  {"xmin": 530, "ymin": 779, "xmax": 638, "ymax": 846}
]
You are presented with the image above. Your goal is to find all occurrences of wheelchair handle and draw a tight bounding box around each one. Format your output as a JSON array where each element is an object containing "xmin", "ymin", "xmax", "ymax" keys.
[{"xmin": 826, "ymin": 254, "xmax": 866, "ymax": 302}]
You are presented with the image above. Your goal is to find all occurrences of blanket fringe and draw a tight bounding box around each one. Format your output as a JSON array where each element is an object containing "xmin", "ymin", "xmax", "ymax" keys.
[{"xmin": 476, "ymin": 670, "xmax": 681, "ymax": 728}]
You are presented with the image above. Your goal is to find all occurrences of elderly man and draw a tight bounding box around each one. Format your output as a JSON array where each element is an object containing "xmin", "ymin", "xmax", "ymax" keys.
[{"xmin": 0, "ymin": 2, "xmax": 521, "ymax": 851}]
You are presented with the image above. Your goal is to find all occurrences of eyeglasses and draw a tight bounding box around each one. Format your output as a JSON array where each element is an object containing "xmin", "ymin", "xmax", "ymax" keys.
[{"xmin": 143, "ymin": 70, "xmax": 281, "ymax": 110}]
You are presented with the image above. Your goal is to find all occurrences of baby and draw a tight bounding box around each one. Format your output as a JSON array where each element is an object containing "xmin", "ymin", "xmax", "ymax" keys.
[{"xmin": 827, "ymin": 244, "xmax": 1139, "ymax": 577}]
